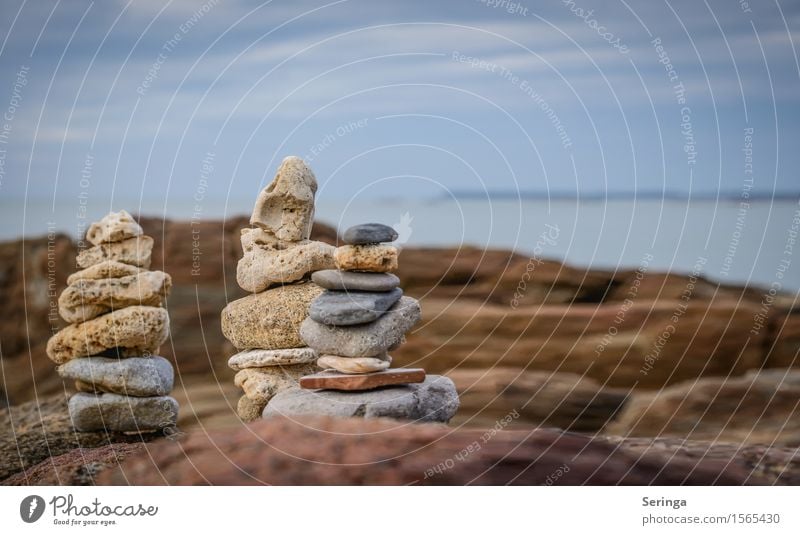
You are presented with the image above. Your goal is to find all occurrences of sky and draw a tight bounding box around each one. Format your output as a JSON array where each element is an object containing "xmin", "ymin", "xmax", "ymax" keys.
[{"xmin": 0, "ymin": 0, "xmax": 798, "ymax": 212}]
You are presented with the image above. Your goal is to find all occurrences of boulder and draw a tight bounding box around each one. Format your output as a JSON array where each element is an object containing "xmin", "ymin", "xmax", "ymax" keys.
[
  {"xmin": 58, "ymin": 271, "xmax": 171, "ymax": 323},
  {"xmin": 57, "ymin": 356, "xmax": 174, "ymax": 397},
  {"xmin": 76, "ymin": 236, "xmax": 153, "ymax": 269},
  {"xmin": 250, "ymin": 156, "xmax": 317, "ymax": 242},
  {"xmin": 85, "ymin": 210, "xmax": 143, "ymax": 245},
  {"xmin": 68, "ymin": 393, "xmax": 179, "ymax": 432},
  {"xmin": 309, "ymin": 288, "xmax": 403, "ymax": 326},
  {"xmin": 67, "ymin": 260, "xmax": 144, "ymax": 285}
]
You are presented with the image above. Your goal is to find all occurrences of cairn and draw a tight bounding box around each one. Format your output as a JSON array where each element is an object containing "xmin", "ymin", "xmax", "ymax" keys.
[
  {"xmin": 46, "ymin": 210, "xmax": 179, "ymax": 433},
  {"xmin": 262, "ymin": 222, "xmax": 459, "ymax": 422},
  {"xmin": 222, "ymin": 156, "xmax": 335, "ymax": 421}
]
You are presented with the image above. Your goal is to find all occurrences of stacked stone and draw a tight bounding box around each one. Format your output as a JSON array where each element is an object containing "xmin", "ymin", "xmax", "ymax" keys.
[
  {"xmin": 46, "ymin": 211, "xmax": 179, "ymax": 433},
  {"xmin": 222, "ymin": 156, "xmax": 335, "ymax": 421},
  {"xmin": 263, "ymin": 223, "xmax": 459, "ymax": 422}
]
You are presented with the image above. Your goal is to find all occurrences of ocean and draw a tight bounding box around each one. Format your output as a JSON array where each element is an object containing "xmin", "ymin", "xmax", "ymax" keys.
[{"xmin": 3, "ymin": 197, "xmax": 798, "ymax": 292}]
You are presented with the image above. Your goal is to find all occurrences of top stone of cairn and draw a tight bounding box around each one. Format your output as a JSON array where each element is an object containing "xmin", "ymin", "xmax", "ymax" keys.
[
  {"xmin": 85, "ymin": 210, "xmax": 143, "ymax": 245},
  {"xmin": 250, "ymin": 156, "xmax": 317, "ymax": 242},
  {"xmin": 342, "ymin": 223, "xmax": 398, "ymax": 245}
]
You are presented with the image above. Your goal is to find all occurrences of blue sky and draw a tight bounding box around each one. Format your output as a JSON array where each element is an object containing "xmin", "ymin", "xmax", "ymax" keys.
[{"xmin": 0, "ymin": 0, "xmax": 798, "ymax": 208}]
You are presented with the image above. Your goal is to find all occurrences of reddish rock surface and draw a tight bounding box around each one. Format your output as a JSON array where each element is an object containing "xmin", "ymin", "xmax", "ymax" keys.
[
  {"xmin": 94, "ymin": 416, "xmax": 766, "ymax": 485},
  {"xmin": 300, "ymin": 368, "xmax": 426, "ymax": 391}
]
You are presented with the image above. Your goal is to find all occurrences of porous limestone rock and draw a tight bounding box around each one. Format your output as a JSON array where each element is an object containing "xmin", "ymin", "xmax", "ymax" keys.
[
  {"xmin": 234, "ymin": 364, "xmax": 318, "ymax": 404},
  {"xmin": 236, "ymin": 227, "xmax": 334, "ymax": 292},
  {"xmin": 58, "ymin": 271, "xmax": 171, "ymax": 324},
  {"xmin": 76, "ymin": 236, "xmax": 153, "ymax": 269},
  {"xmin": 334, "ymin": 244, "xmax": 398, "ymax": 272},
  {"xmin": 46, "ymin": 306, "xmax": 170, "ymax": 364},
  {"xmin": 221, "ymin": 283, "xmax": 323, "ymax": 350},
  {"xmin": 250, "ymin": 156, "xmax": 317, "ymax": 242},
  {"xmin": 86, "ymin": 210, "xmax": 143, "ymax": 245},
  {"xmin": 67, "ymin": 260, "xmax": 144, "ymax": 285},
  {"xmin": 228, "ymin": 348, "xmax": 318, "ymax": 371},
  {"xmin": 237, "ymin": 395, "xmax": 268, "ymax": 422}
]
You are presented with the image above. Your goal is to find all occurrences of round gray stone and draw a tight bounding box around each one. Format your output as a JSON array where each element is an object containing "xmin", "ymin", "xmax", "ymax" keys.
[
  {"xmin": 342, "ymin": 223, "xmax": 398, "ymax": 245},
  {"xmin": 263, "ymin": 375, "xmax": 459, "ymax": 423},
  {"xmin": 309, "ymin": 288, "xmax": 403, "ymax": 326},
  {"xmin": 312, "ymin": 270, "xmax": 400, "ymax": 292},
  {"xmin": 68, "ymin": 393, "xmax": 179, "ymax": 432},
  {"xmin": 57, "ymin": 356, "xmax": 174, "ymax": 397},
  {"xmin": 300, "ymin": 296, "xmax": 421, "ymax": 357}
]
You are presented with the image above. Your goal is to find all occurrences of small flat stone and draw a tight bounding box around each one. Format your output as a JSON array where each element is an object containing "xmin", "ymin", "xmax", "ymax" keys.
[
  {"xmin": 301, "ymin": 368, "xmax": 425, "ymax": 391},
  {"xmin": 76, "ymin": 236, "xmax": 153, "ymax": 269},
  {"xmin": 264, "ymin": 375, "xmax": 458, "ymax": 423},
  {"xmin": 300, "ymin": 296, "xmax": 420, "ymax": 357},
  {"xmin": 68, "ymin": 393, "xmax": 179, "ymax": 432},
  {"xmin": 343, "ymin": 223, "xmax": 398, "ymax": 245},
  {"xmin": 234, "ymin": 364, "xmax": 318, "ymax": 404},
  {"xmin": 311, "ymin": 270, "xmax": 400, "ymax": 292},
  {"xmin": 221, "ymin": 282, "xmax": 323, "ymax": 350},
  {"xmin": 58, "ymin": 270, "xmax": 171, "ymax": 324},
  {"xmin": 228, "ymin": 348, "xmax": 318, "ymax": 370},
  {"xmin": 46, "ymin": 306, "xmax": 169, "ymax": 364},
  {"xmin": 317, "ymin": 354, "xmax": 391, "ymax": 374},
  {"xmin": 309, "ymin": 288, "xmax": 403, "ymax": 326},
  {"xmin": 334, "ymin": 244, "xmax": 398, "ymax": 272},
  {"xmin": 57, "ymin": 356, "xmax": 174, "ymax": 397},
  {"xmin": 86, "ymin": 210, "xmax": 143, "ymax": 245},
  {"xmin": 67, "ymin": 261, "xmax": 144, "ymax": 285}
]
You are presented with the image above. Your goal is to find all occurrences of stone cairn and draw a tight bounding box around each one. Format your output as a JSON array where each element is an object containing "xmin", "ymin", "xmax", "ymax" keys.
[
  {"xmin": 222, "ymin": 156, "xmax": 335, "ymax": 421},
  {"xmin": 46, "ymin": 210, "xmax": 179, "ymax": 433},
  {"xmin": 266, "ymin": 223, "xmax": 459, "ymax": 422}
]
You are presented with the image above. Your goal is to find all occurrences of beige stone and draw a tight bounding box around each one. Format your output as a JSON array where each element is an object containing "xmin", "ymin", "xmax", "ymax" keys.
[
  {"xmin": 234, "ymin": 364, "xmax": 317, "ymax": 404},
  {"xmin": 236, "ymin": 228, "xmax": 334, "ymax": 292},
  {"xmin": 334, "ymin": 244, "xmax": 398, "ymax": 272},
  {"xmin": 46, "ymin": 306, "xmax": 169, "ymax": 364},
  {"xmin": 237, "ymin": 395, "xmax": 267, "ymax": 422},
  {"xmin": 67, "ymin": 261, "xmax": 144, "ymax": 285},
  {"xmin": 250, "ymin": 156, "xmax": 317, "ymax": 242},
  {"xmin": 221, "ymin": 282, "xmax": 323, "ymax": 350},
  {"xmin": 317, "ymin": 354, "xmax": 391, "ymax": 374},
  {"xmin": 228, "ymin": 348, "xmax": 318, "ymax": 370},
  {"xmin": 86, "ymin": 210, "xmax": 143, "ymax": 245},
  {"xmin": 76, "ymin": 236, "xmax": 153, "ymax": 269},
  {"xmin": 58, "ymin": 271, "xmax": 171, "ymax": 324}
]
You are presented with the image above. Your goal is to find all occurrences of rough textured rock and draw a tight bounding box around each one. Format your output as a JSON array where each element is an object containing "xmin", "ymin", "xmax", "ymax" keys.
[
  {"xmin": 236, "ymin": 228, "xmax": 334, "ymax": 292},
  {"xmin": 85, "ymin": 210, "xmax": 143, "ymax": 245},
  {"xmin": 606, "ymin": 369, "xmax": 800, "ymax": 445},
  {"xmin": 228, "ymin": 348, "xmax": 317, "ymax": 370},
  {"xmin": 234, "ymin": 364, "xmax": 318, "ymax": 404},
  {"xmin": 58, "ymin": 271, "xmax": 171, "ymax": 323},
  {"xmin": 301, "ymin": 296, "xmax": 421, "ymax": 357},
  {"xmin": 0, "ymin": 395, "xmax": 160, "ymax": 482},
  {"xmin": 334, "ymin": 244, "xmax": 398, "ymax": 272},
  {"xmin": 69, "ymin": 393, "xmax": 179, "ymax": 432},
  {"xmin": 237, "ymin": 395, "xmax": 268, "ymax": 422},
  {"xmin": 317, "ymin": 354, "xmax": 391, "ymax": 374},
  {"xmin": 309, "ymin": 288, "xmax": 403, "ymax": 326},
  {"xmin": 67, "ymin": 261, "xmax": 144, "ymax": 285},
  {"xmin": 221, "ymin": 283, "xmax": 323, "ymax": 350},
  {"xmin": 2, "ymin": 443, "xmax": 144, "ymax": 485},
  {"xmin": 312, "ymin": 270, "xmax": 400, "ymax": 292},
  {"xmin": 94, "ymin": 416, "xmax": 770, "ymax": 485},
  {"xmin": 76, "ymin": 236, "xmax": 153, "ymax": 269},
  {"xmin": 250, "ymin": 156, "xmax": 317, "ymax": 241},
  {"xmin": 343, "ymin": 223, "xmax": 398, "ymax": 245},
  {"xmin": 57, "ymin": 356, "xmax": 174, "ymax": 397},
  {"xmin": 46, "ymin": 306, "xmax": 170, "ymax": 364},
  {"xmin": 265, "ymin": 375, "xmax": 459, "ymax": 422},
  {"xmin": 301, "ymin": 368, "xmax": 425, "ymax": 391}
]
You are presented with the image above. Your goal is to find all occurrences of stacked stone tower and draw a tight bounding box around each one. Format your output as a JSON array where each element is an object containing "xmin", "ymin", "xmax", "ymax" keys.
[{"xmin": 46, "ymin": 210, "xmax": 179, "ymax": 432}]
